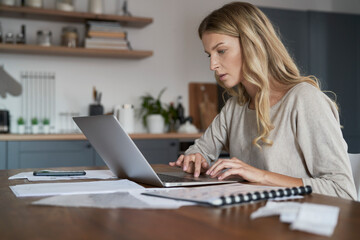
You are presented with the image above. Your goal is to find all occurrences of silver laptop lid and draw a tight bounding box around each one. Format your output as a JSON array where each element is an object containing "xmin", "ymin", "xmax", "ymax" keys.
[{"xmin": 73, "ymin": 115, "xmax": 164, "ymax": 187}]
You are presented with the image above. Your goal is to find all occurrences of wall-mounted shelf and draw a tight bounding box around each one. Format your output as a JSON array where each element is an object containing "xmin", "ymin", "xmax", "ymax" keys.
[
  {"xmin": 0, "ymin": 5, "xmax": 153, "ymax": 28},
  {"xmin": 0, "ymin": 44, "xmax": 153, "ymax": 59}
]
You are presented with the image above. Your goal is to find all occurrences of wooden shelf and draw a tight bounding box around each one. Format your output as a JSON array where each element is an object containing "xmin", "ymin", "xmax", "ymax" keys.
[
  {"xmin": 0, "ymin": 44, "xmax": 153, "ymax": 59},
  {"xmin": 0, "ymin": 5, "xmax": 153, "ymax": 28}
]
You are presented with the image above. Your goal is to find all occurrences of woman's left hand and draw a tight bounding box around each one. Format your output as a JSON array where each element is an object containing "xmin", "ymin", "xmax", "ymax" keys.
[{"xmin": 206, "ymin": 157, "xmax": 266, "ymax": 183}]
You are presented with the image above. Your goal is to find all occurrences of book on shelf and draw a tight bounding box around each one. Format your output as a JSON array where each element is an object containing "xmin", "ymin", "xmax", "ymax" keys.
[
  {"xmin": 84, "ymin": 38, "xmax": 129, "ymax": 50},
  {"xmin": 143, "ymin": 183, "xmax": 313, "ymax": 207},
  {"xmin": 87, "ymin": 31, "xmax": 127, "ymax": 39}
]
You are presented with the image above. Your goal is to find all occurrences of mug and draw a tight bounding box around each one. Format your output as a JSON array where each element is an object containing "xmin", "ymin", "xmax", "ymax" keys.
[{"xmin": 114, "ymin": 104, "xmax": 134, "ymax": 133}]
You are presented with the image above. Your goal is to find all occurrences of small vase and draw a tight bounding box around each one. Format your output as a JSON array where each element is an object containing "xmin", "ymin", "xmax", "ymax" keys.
[
  {"xmin": 32, "ymin": 125, "xmax": 39, "ymax": 134},
  {"xmin": 147, "ymin": 114, "xmax": 165, "ymax": 134},
  {"xmin": 18, "ymin": 125, "xmax": 25, "ymax": 134},
  {"xmin": 43, "ymin": 125, "xmax": 50, "ymax": 134}
]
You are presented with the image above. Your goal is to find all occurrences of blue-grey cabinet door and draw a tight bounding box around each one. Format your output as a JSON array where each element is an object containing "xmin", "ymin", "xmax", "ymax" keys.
[
  {"xmin": 0, "ymin": 141, "xmax": 6, "ymax": 169},
  {"xmin": 7, "ymin": 140, "xmax": 94, "ymax": 169},
  {"xmin": 261, "ymin": 7, "xmax": 309, "ymax": 74},
  {"xmin": 309, "ymin": 12, "xmax": 360, "ymax": 152}
]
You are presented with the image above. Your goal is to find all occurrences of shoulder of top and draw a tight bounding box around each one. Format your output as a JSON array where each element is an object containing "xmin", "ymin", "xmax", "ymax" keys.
[{"xmin": 287, "ymin": 82, "xmax": 322, "ymax": 100}]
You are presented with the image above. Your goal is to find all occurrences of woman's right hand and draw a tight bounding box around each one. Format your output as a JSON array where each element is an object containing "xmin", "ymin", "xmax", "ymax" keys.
[{"xmin": 169, "ymin": 153, "xmax": 209, "ymax": 177}]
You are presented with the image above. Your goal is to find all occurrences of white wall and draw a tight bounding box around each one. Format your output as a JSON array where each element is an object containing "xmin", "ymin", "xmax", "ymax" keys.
[{"xmin": 1, "ymin": 0, "xmax": 359, "ymax": 133}]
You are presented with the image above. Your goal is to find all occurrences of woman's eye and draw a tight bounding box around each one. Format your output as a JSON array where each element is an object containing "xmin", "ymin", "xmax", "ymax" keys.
[{"xmin": 218, "ymin": 49, "xmax": 226, "ymax": 54}]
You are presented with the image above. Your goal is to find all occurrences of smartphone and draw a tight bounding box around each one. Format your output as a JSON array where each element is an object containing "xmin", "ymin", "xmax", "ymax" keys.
[{"xmin": 33, "ymin": 170, "xmax": 86, "ymax": 176}]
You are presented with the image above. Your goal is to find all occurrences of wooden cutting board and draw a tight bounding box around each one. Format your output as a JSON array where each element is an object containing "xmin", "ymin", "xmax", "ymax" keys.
[{"xmin": 189, "ymin": 83, "xmax": 218, "ymax": 131}]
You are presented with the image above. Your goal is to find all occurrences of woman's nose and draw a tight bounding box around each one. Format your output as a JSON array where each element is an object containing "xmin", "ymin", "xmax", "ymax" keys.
[{"xmin": 210, "ymin": 57, "xmax": 219, "ymax": 71}]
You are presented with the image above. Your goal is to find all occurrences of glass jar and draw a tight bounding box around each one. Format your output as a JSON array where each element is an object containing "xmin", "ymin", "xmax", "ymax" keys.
[
  {"xmin": 61, "ymin": 26, "xmax": 78, "ymax": 48},
  {"xmin": 36, "ymin": 30, "xmax": 52, "ymax": 46}
]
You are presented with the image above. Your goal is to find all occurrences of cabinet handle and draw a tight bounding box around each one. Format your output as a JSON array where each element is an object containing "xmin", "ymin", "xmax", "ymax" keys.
[
  {"xmin": 170, "ymin": 142, "xmax": 176, "ymax": 147},
  {"xmin": 86, "ymin": 144, "xmax": 92, "ymax": 149}
]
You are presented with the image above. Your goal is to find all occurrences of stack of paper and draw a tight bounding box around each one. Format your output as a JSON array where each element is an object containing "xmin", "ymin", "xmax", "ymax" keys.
[{"xmin": 251, "ymin": 201, "xmax": 340, "ymax": 236}]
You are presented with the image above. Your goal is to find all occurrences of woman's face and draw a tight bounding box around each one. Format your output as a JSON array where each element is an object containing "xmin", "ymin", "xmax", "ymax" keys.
[{"xmin": 202, "ymin": 32, "xmax": 243, "ymax": 88}]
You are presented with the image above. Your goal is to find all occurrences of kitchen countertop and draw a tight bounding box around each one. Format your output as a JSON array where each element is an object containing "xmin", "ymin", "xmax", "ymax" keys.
[{"xmin": 0, "ymin": 133, "xmax": 203, "ymax": 141}]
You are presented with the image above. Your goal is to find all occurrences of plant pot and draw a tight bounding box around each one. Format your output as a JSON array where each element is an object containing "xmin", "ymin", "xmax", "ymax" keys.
[
  {"xmin": 32, "ymin": 125, "xmax": 39, "ymax": 134},
  {"xmin": 147, "ymin": 114, "xmax": 165, "ymax": 134},
  {"xmin": 18, "ymin": 125, "xmax": 25, "ymax": 134},
  {"xmin": 43, "ymin": 125, "xmax": 50, "ymax": 134}
]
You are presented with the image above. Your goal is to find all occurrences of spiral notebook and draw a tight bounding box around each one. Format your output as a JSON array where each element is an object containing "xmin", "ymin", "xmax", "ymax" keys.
[{"xmin": 143, "ymin": 183, "xmax": 312, "ymax": 206}]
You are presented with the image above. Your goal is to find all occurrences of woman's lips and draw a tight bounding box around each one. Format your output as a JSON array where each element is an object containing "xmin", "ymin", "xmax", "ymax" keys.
[{"xmin": 219, "ymin": 74, "xmax": 227, "ymax": 81}]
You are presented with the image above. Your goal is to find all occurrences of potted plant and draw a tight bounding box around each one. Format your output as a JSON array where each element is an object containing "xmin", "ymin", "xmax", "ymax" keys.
[
  {"xmin": 31, "ymin": 117, "xmax": 39, "ymax": 134},
  {"xmin": 42, "ymin": 118, "xmax": 50, "ymax": 134},
  {"xmin": 139, "ymin": 88, "xmax": 169, "ymax": 133},
  {"xmin": 17, "ymin": 117, "xmax": 25, "ymax": 134}
]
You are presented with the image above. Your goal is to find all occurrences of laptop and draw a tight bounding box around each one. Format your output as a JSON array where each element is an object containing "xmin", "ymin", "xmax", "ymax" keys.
[{"xmin": 73, "ymin": 115, "xmax": 237, "ymax": 187}]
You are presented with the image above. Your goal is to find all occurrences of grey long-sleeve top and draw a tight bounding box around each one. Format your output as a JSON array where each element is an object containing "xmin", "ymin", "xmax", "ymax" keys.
[{"xmin": 185, "ymin": 82, "xmax": 357, "ymax": 200}]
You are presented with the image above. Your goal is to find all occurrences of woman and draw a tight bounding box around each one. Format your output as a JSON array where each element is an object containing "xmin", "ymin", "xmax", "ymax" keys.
[{"xmin": 169, "ymin": 2, "xmax": 357, "ymax": 200}]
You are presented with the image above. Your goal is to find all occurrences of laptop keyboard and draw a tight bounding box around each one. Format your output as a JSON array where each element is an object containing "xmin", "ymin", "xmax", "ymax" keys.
[{"xmin": 157, "ymin": 173, "xmax": 200, "ymax": 183}]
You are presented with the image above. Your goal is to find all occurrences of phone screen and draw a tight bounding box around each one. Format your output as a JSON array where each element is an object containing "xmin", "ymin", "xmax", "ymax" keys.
[{"xmin": 33, "ymin": 170, "xmax": 86, "ymax": 176}]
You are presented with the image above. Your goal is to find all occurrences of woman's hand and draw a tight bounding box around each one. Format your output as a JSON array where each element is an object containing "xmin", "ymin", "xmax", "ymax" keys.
[
  {"xmin": 206, "ymin": 157, "xmax": 266, "ymax": 183},
  {"xmin": 169, "ymin": 153, "xmax": 209, "ymax": 177}
]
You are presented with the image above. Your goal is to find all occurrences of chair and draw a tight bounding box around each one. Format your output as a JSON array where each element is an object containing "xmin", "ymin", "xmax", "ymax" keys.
[{"xmin": 349, "ymin": 153, "xmax": 360, "ymax": 201}]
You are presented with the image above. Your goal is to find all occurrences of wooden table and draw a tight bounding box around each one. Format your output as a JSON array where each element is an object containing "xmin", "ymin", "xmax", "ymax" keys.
[{"xmin": 1, "ymin": 165, "xmax": 359, "ymax": 240}]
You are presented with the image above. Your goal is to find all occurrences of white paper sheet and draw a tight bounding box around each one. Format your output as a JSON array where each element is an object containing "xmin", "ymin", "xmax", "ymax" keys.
[
  {"xmin": 9, "ymin": 170, "xmax": 117, "ymax": 181},
  {"xmin": 250, "ymin": 201, "xmax": 339, "ymax": 237},
  {"xmin": 290, "ymin": 203, "xmax": 339, "ymax": 237},
  {"xmin": 32, "ymin": 188, "xmax": 195, "ymax": 209},
  {"xmin": 10, "ymin": 179, "xmax": 144, "ymax": 197}
]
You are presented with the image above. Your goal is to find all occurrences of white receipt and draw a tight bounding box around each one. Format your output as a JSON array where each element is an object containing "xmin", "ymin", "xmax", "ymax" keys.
[
  {"xmin": 9, "ymin": 170, "xmax": 117, "ymax": 181},
  {"xmin": 251, "ymin": 201, "xmax": 339, "ymax": 237},
  {"xmin": 10, "ymin": 179, "xmax": 143, "ymax": 197}
]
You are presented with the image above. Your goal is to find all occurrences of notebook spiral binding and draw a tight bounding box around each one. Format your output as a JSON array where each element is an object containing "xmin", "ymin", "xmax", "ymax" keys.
[{"xmin": 217, "ymin": 185, "xmax": 312, "ymax": 206}]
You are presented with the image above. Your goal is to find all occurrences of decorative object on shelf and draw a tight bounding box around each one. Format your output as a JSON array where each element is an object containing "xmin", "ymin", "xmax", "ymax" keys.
[
  {"xmin": 5, "ymin": 32, "xmax": 14, "ymax": 44},
  {"xmin": 17, "ymin": 117, "xmax": 25, "ymax": 134},
  {"xmin": 0, "ymin": 0, "xmax": 15, "ymax": 6},
  {"xmin": 61, "ymin": 26, "xmax": 78, "ymax": 47},
  {"xmin": 56, "ymin": 0, "xmax": 75, "ymax": 12},
  {"xmin": 31, "ymin": 117, "xmax": 39, "ymax": 134},
  {"xmin": 139, "ymin": 88, "xmax": 168, "ymax": 134},
  {"xmin": 25, "ymin": 0, "xmax": 43, "ymax": 8},
  {"xmin": 116, "ymin": 0, "xmax": 132, "ymax": 16},
  {"xmin": 114, "ymin": 104, "xmax": 134, "ymax": 133},
  {"xmin": 15, "ymin": 25, "xmax": 26, "ymax": 44},
  {"xmin": 42, "ymin": 118, "xmax": 50, "ymax": 134},
  {"xmin": 88, "ymin": 0, "xmax": 103, "ymax": 14},
  {"xmin": 0, "ymin": 66, "xmax": 22, "ymax": 98},
  {"xmin": 89, "ymin": 86, "xmax": 104, "ymax": 116},
  {"xmin": 36, "ymin": 30, "xmax": 52, "ymax": 46}
]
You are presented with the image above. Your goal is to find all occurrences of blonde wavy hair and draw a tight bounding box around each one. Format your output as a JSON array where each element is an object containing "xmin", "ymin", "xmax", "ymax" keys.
[{"xmin": 198, "ymin": 2, "xmax": 321, "ymax": 148}]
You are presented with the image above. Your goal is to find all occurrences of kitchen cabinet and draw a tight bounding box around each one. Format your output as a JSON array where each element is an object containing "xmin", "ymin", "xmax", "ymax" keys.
[
  {"xmin": 0, "ymin": 141, "xmax": 5, "ymax": 169},
  {"xmin": 260, "ymin": 7, "xmax": 309, "ymax": 75},
  {"xmin": 7, "ymin": 140, "xmax": 94, "ymax": 169},
  {"xmin": 2, "ymin": 138, "xmax": 182, "ymax": 169},
  {"xmin": 0, "ymin": 5, "xmax": 153, "ymax": 59},
  {"xmin": 309, "ymin": 12, "xmax": 360, "ymax": 152}
]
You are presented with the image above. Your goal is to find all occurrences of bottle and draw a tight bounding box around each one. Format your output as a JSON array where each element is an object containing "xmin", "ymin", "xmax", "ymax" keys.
[
  {"xmin": 168, "ymin": 102, "xmax": 177, "ymax": 132},
  {"xmin": 176, "ymin": 96, "xmax": 185, "ymax": 125}
]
